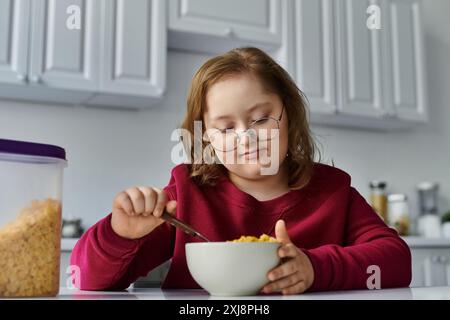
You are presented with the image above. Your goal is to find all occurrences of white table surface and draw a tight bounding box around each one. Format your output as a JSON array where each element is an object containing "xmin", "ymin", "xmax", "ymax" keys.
[{"xmin": 17, "ymin": 286, "xmax": 450, "ymax": 300}]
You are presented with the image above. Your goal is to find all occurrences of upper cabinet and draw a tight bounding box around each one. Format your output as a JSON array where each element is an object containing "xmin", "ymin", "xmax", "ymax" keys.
[
  {"xmin": 336, "ymin": 0, "xmax": 384, "ymax": 118},
  {"xmin": 99, "ymin": 0, "xmax": 165, "ymax": 97},
  {"xmin": 29, "ymin": 0, "xmax": 100, "ymax": 92},
  {"xmin": 167, "ymin": 0, "xmax": 428, "ymax": 128},
  {"xmin": 0, "ymin": 0, "xmax": 166, "ymax": 108},
  {"xmin": 0, "ymin": 0, "xmax": 429, "ymax": 121},
  {"xmin": 292, "ymin": 0, "xmax": 337, "ymax": 115},
  {"xmin": 88, "ymin": 0, "xmax": 166, "ymax": 108},
  {"xmin": 168, "ymin": 0, "xmax": 282, "ymax": 53},
  {"xmin": 289, "ymin": 0, "xmax": 428, "ymax": 129},
  {"xmin": 385, "ymin": 0, "xmax": 428, "ymax": 122},
  {"xmin": 0, "ymin": 0, "xmax": 30, "ymax": 85}
]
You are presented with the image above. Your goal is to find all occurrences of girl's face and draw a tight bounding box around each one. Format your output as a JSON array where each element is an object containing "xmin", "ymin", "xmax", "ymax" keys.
[{"xmin": 204, "ymin": 73, "xmax": 289, "ymax": 180}]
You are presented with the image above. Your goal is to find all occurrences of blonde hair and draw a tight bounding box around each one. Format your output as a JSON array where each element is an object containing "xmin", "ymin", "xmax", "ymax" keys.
[{"xmin": 181, "ymin": 47, "xmax": 316, "ymax": 189}]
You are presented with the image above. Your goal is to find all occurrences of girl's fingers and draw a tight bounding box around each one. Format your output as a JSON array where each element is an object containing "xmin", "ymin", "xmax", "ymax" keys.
[
  {"xmin": 165, "ymin": 200, "xmax": 177, "ymax": 215},
  {"xmin": 152, "ymin": 188, "xmax": 168, "ymax": 218},
  {"xmin": 275, "ymin": 220, "xmax": 292, "ymax": 244},
  {"xmin": 137, "ymin": 186, "xmax": 157, "ymax": 216},
  {"xmin": 263, "ymin": 272, "xmax": 302, "ymax": 293},
  {"xmin": 282, "ymin": 280, "xmax": 307, "ymax": 295},
  {"xmin": 278, "ymin": 243, "xmax": 298, "ymax": 258},
  {"xmin": 125, "ymin": 188, "xmax": 145, "ymax": 215},
  {"xmin": 115, "ymin": 192, "xmax": 134, "ymax": 216},
  {"xmin": 267, "ymin": 257, "xmax": 299, "ymax": 281}
]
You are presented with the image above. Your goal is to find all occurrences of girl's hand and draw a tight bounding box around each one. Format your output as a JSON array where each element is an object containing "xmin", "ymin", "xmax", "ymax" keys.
[
  {"xmin": 111, "ymin": 187, "xmax": 177, "ymax": 240},
  {"xmin": 262, "ymin": 220, "xmax": 315, "ymax": 295}
]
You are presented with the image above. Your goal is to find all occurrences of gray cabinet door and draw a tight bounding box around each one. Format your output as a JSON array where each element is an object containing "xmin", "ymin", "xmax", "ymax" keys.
[
  {"xmin": 411, "ymin": 248, "xmax": 450, "ymax": 287},
  {"xmin": 0, "ymin": 0, "xmax": 30, "ymax": 85},
  {"xmin": 100, "ymin": 0, "xmax": 166, "ymax": 97},
  {"xmin": 336, "ymin": 0, "xmax": 384, "ymax": 117},
  {"xmin": 385, "ymin": 0, "xmax": 428, "ymax": 122},
  {"xmin": 169, "ymin": 0, "xmax": 282, "ymax": 52},
  {"xmin": 293, "ymin": 0, "xmax": 336, "ymax": 114},
  {"xmin": 29, "ymin": 0, "xmax": 100, "ymax": 91}
]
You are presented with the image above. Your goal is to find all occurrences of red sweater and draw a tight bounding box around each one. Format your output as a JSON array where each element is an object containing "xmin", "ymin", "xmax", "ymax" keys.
[{"xmin": 71, "ymin": 163, "xmax": 411, "ymax": 291}]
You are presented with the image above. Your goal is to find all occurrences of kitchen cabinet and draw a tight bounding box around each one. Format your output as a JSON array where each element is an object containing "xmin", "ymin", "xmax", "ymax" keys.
[
  {"xmin": 60, "ymin": 242, "xmax": 74, "ymax": 287},
  {"xmin": 0, "ymin": 0, "xmax": 166, "ymax": 108},
  {"xmin": 384, "ymin": 0, "xmax": 428, "ymax": 122},
  {"xmin": 133, "ymin": 261, "xmax": 171, "ymax": 288},
  {"xmin": 291, "ymin": 0, "xmax": 337, "ymax": 114},
  {"xmin": 404, "ymin": 237, "xmax": 450, "ymax": 287},
  {"xmin": 87, "ymin": 0, "xmax": 166, "ymax": 108},
  {"xmin": 288, "ymin": 0, "xmax": 428, "ymax": 130},
  {"xmin": 29, "ymin": 0, "xmax": 100, "ymax": 93},
  {"xmin": 168, "ymin": 0, "xmax": 283, "ymax": 54},
  {"xmin": 412, "ymin": 249, "xmax": 450, "ymax": 287},
  {"xmin": 0, "ymin": 0, "xmax": 30, "ymax": 85},
  {"xmin": 336, "ymin": 0, "xmax": 384, "ymax": 118}
]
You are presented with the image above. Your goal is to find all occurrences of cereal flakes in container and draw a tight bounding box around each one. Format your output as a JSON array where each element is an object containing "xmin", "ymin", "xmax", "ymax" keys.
[{"xmin": 0, "ymin": 139, "xmax": 67, "ymax": 297}]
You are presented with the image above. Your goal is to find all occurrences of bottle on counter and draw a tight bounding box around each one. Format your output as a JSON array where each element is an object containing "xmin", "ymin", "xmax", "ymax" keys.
[
  {"xmin": 417, "ymin": 182, "xmax": 441, "ymax": 238},
  {"xmin": 387, "ymin": 194, "xmax": 410, "ymax": 236},
  {"xmin": 369, "ymin": 181, "xmax": 388, "ymax": 222}
]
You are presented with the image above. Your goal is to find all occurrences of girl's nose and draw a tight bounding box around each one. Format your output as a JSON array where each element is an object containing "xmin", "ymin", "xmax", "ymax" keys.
[{"xmin": 237, "ymin": 129, "xmax": 258, "ymax": 149}]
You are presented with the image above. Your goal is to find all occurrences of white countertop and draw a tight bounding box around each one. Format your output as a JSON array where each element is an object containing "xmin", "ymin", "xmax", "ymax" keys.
[
  {"xmin": 24, "ymin": 286, "xmax": 450, "ymax": 300},
  {"xmin": 402, "ymin": 236, "xmax": 450, "ymax": 247}
]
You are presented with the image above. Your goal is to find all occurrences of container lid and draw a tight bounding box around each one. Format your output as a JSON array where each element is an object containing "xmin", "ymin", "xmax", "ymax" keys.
[
  {"xmin": 370, "ymin": 180, "xmax": 387, "ymax": 189},
  {"xmin": 417, "ymin": 182, "xmax": 439, "ymax": 191},
  {"xmin": 0, "ymin": 138, "xmax": 66, "ymax": 161}
]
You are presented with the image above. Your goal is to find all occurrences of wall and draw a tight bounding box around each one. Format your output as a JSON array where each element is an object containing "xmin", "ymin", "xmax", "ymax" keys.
[{"xmin": 0, "ymin": 0, "xmax": 448, "ymax": 229}]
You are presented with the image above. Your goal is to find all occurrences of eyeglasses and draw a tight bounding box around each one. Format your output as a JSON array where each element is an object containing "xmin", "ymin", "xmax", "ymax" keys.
[{"xmin": 208, "ymin": 106, "xmax": 284, "ymax": 152}]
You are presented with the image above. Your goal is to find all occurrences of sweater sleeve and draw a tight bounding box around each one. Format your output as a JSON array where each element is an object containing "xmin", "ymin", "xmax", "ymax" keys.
[
  {"xmin": 69, "ymin": 214, "xmax": 175, "ymax": 291},
  {"xmin": 70, "ymin": 176, "xmax": 178, "ymax": 291},
  {"xmin": 303, "ymin": 187, "xmax": 412, "ymax": 292}
]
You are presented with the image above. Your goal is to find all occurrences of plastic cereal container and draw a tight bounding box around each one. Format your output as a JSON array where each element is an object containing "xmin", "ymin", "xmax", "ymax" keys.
[{"xmin": 0, "ymin": 139, "xmax": 67, "ymax": 297}]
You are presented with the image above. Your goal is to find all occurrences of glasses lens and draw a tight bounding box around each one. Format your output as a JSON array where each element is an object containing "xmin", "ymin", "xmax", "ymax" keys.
[
  {"xmin": 209, "ymin": 129, "xmax": 238, "ymax": 152},
  {"xmin": 250, "ymin": 118, "xmax": 279, "ymax": 141},
  {"xmin": 209, "ymin": 118, "xmax": 280, "ymax": 152}
]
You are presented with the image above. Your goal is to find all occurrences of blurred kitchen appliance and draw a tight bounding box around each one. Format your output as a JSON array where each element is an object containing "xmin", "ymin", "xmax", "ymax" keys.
[
  {"xmin": 417, "ymin": 182, "xmax": 441, "ymax": 238},
  {"xmin": 61, "ymin": 217, "xmax": 84, "ymax": 238},
  {"xmin": 417, "ymin": 182, "xmax": 439, "ymax": 215}
]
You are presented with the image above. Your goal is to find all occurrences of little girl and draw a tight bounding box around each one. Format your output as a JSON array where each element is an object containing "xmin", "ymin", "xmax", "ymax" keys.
[{"xmin": 71, "ymin": 47, "xmax": 411, "ymax": 295}]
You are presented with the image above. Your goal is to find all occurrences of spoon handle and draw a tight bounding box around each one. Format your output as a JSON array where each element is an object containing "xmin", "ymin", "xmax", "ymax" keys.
[{"xmin": 161, "ymin": 211, "xmax": 210, "ymax": 242}]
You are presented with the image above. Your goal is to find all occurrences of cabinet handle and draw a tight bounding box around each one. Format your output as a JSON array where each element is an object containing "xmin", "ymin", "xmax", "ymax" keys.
[
  {"xmin": 17, "ymin": 74, "xmax": 28, "ymax": 82},
  {"xmin": 431, "ymin": 256, "xmax": 439, "ymax": 263},
  {"xmin": 30, "ymin": 75, "xmax": 42, "ymax": 83},
  {"xmin": 439, "ymin": 256, "xmax": 448, "ymax": 263},
  {"xmin": 383, "ymin": 110, "xmax": 397, "ymax": 119}
]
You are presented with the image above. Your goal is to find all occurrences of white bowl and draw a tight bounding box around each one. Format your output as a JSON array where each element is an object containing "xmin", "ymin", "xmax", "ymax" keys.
[{"xmin": 185, "ymin": 242, "xmax": 280, "ymax": 296}]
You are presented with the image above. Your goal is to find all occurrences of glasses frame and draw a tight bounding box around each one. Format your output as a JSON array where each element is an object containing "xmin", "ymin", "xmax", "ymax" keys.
[{"xmin": 209, "ymin": 106, "xmax": 285, "ymax": 152}]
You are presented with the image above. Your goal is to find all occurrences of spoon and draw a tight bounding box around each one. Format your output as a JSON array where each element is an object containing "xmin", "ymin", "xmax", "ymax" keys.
[{"xmin": 161, "ymin": 211, "xmax": 210, "ymax": 242}]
